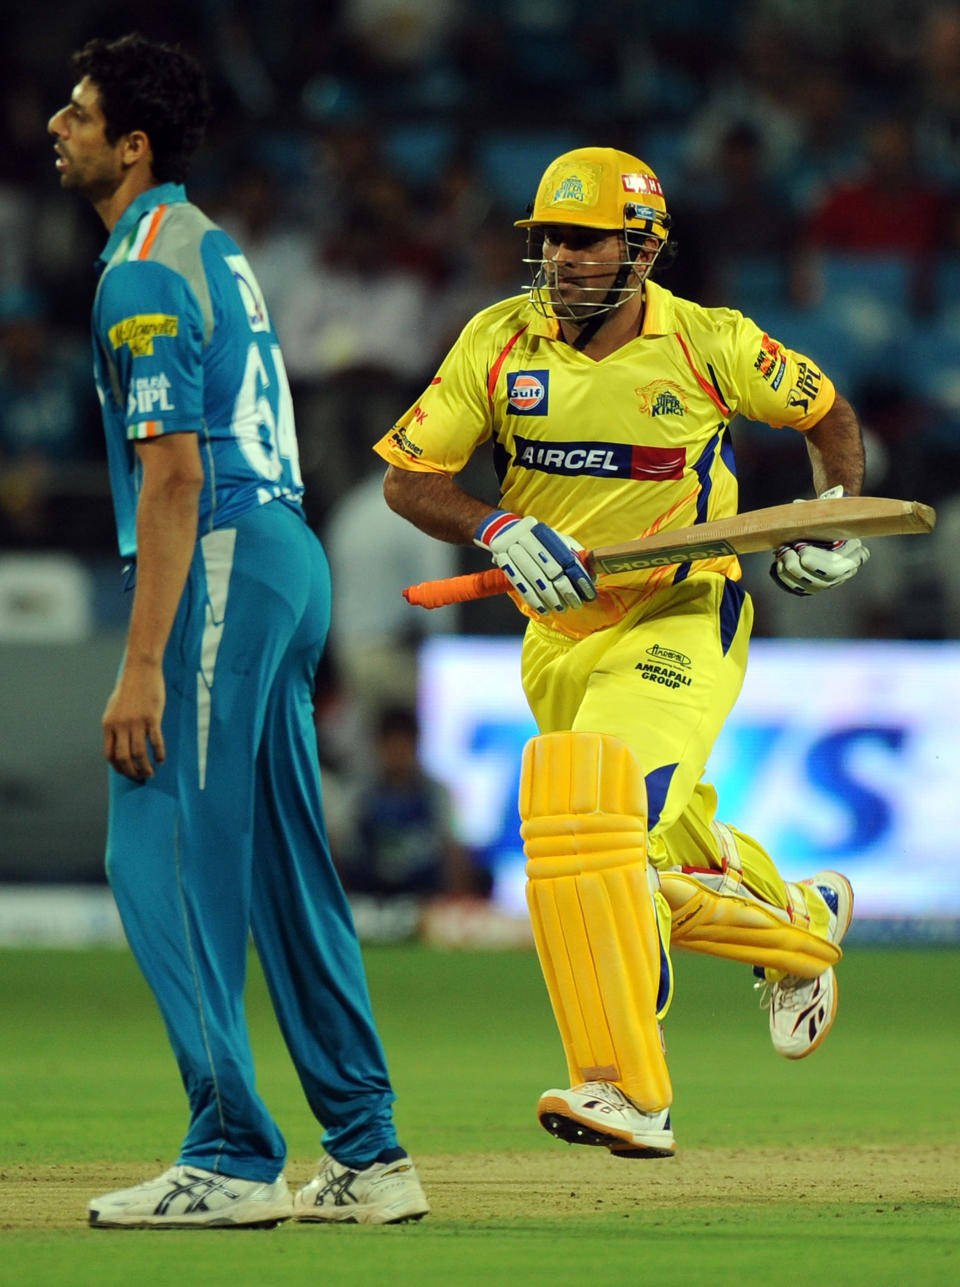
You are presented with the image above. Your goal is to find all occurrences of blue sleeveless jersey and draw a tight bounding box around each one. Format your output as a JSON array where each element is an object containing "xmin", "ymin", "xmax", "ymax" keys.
[{"xmin": 92, "ymin": 183, "xmax": 304, "ymax": 559}]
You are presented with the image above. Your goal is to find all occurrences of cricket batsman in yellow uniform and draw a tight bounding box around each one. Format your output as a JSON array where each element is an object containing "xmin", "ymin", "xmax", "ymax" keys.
[{"xmin": 375, "ymin": 147, "xmax": 867, "ymax": 1158}]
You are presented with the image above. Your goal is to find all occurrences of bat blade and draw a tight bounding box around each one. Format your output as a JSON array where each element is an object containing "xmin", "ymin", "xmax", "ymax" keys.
[{"xmin": 587, "ymin": 498, "xmax": 936, "ymax": 576}]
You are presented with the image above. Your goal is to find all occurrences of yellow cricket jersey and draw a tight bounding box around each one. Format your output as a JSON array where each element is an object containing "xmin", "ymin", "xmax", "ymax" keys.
[{"xmin": 374, "ymin": 279, "xmax": 836, "ymax": 639}]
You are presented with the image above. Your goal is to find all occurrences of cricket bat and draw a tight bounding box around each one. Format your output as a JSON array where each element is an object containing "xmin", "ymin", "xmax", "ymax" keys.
[{"xmin": 401, "ymin": 496, "xmax": 936, "ymax": 609}]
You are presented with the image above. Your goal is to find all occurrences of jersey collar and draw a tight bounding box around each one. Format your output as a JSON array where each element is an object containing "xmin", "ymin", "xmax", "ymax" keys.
[
  {"xmin": 524, "ymin": 278, "xmax": 677, "ymax": 342},
  {"xmin": 95, "ymin": 182, "xmax": 188, "ymax": 271},
  {"xmin": 638, "ymin": 279, "xmax": 675, "ymax": 337}
]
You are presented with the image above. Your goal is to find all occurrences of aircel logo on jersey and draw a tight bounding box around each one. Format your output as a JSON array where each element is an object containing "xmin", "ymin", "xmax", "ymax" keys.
[
  {"xmin": 127, "ymin": 374, "xmax": 175, "ymax": 417},
  {"xmin": 108, "ymin": 314, "xmax": 179, "ymax": 357},
  {"xmin": 513, "ymin": 435, "xmax": 686, "ymax": 479},
  {"xmin": 506, "ymin": 370, "xmax": 549, "ymax": 415}
]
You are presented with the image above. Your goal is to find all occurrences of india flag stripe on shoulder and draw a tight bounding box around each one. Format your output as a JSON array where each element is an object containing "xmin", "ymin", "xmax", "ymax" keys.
[{"xmin": 126, "ymin": 205, "xmax": 168, "ymax": 262}]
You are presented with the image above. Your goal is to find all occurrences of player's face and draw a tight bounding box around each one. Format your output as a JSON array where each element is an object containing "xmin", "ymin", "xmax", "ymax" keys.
[
  {"xmin": 48, "ymin": 77, "xmax": 126, "ymax": 202},
  {"xmin": 539, "ymin": 225, "xmax": 658, "ymax": 318}
]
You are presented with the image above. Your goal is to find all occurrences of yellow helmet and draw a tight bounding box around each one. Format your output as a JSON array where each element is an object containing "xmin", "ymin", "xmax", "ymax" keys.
[{"xmin": 515, "ymin": 146, "xmax": 670, "ymax": 243}]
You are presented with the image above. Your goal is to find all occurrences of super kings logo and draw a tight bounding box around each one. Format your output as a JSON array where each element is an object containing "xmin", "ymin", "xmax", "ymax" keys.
[
  {"xmin": 635, "ymin": 381, "xmax": 688, "ymax": 418},
  {"xmin": 554, "ymin": 177, "xmax": 586, "ymax": 203}
]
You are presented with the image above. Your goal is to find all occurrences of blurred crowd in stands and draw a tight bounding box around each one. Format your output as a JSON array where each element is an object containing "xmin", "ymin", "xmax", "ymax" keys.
[{"xmin": 4, "ymin": 0, "xmax": 960, "ymax": 809}]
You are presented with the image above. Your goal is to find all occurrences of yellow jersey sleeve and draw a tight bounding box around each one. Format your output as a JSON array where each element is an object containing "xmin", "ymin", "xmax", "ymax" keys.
[
  {"xmin": 708, "ymin": 306, "xmax": 836, "ymax": 431},
  {"xmin": 374, "ymin": 308, "xmax": 511, "ymax": 474}
]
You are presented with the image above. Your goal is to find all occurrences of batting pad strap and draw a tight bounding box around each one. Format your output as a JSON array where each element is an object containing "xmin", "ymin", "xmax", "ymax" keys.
[
  {"xmin": 521, "ymin": 732, "xmax": 672, "ymax": 1113},
  {"xmin": 662, "ymin": 871, "xmax": 841, "ymax": 978}
]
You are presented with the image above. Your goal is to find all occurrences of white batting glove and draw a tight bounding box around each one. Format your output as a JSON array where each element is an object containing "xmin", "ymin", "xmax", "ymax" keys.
[
  {"xmin": 769, "ymin": 486, "xmax": 870, "ymax": 596},
  {"xmin": 474, "ymin": 510, "xmax": 597, "ymax": 614}
]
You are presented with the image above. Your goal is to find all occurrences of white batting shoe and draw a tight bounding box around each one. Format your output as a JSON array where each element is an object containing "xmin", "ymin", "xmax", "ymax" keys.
[
  {"xmin": 537, "ymin": 1082, "xmax": 675, "ymax": 1158},
  {"xmin": 88, "ymin": 1164, "xmax": 293, "ymax": 1228},
  {"xmin": 293, "ymin": 1153, "xmax": 429, "ymax": 1224},
  {"xmin": 758, "ymin": 870, "xmax": 854, "ymax": 1060}
]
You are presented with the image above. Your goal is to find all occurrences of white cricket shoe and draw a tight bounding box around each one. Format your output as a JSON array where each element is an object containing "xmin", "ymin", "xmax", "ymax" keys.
[
  {"xmin": 537, "ymin": 1082, "xmax": 675, "ymax": 1158},
  {"xmin": 758, "ymin": 870, "xmax": 854, "ymax": 1059},
  {"xmin": 88, "ymin": 1164, "xmax": 293, "ymax": 1228},
  {"xmin": 293, "ymin": 1153, "xmax": 429, "ymax": 1224}
]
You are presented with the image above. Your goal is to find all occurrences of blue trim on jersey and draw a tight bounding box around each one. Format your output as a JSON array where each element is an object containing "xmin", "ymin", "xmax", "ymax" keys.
[
  {"xmin": 645, "ymin": 762, "xmax": 678, "ymax": 830},
  {"xmin": 657, "ymin": 922, "xmax": 672, "ymax": 1015},
  {"xmin": 692, "ymin": 426, "xmax": 722, "ymax": 524},
  {"xmin": 719, "ymin": 577, "xmax": 747, "ymax": 655}
]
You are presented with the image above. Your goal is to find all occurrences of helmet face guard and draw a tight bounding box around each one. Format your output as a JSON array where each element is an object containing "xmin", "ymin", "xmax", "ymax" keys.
[
  {"xmin": 516, "ymin": 148, "xmax": 671, "ymax": 322},
  {"xmin": 522, "ymin": 215, "xmax": 668, "ymax": 322}
]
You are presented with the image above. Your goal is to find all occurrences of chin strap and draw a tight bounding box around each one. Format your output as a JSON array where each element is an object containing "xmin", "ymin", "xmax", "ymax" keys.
[{"xmin": 570, "ymin": 263, "xmax": 634, "ymax": 350}]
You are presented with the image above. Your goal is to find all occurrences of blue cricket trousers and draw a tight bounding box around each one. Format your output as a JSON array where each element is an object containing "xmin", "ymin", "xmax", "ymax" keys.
[{"xmin": 105, "ymin": 499, "xmax": 398, "ymax": 1181}]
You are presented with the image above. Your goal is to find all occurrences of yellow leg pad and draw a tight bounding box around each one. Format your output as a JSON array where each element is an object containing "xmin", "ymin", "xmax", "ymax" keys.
[
  {"xmin": 662, "ymin": 871, "xmax": 841, "ymax": 978},
  {"xmin": 521, "ymin": 732, "xmax": 672, "ymax": 1112}
]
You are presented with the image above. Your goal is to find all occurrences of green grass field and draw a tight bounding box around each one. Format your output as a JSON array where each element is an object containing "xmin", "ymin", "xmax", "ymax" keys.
[{"xmin": 1, "ymin": 944, "xmax": 958, "ymax": 1286}]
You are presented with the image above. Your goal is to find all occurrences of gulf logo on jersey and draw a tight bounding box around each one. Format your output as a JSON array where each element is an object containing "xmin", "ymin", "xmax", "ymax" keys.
[{"xmin": 506, "ymin": 370, "xmax": 549, "ymax": 415}]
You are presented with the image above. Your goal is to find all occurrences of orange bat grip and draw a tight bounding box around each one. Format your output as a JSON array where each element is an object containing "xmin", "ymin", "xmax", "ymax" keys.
[{"xmin": 402, "ymin": 566, "xmax": 509, "ymax": 607}]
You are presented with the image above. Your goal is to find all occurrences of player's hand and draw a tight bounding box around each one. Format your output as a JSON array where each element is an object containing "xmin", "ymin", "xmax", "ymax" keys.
[
  {"xmin": 769, "ymin": 486, "xmax": 870, "ymax": 596},
  {"xmin": 474, "ymin": 510, "xmax": 597, "ymax": 614},
  {"xmin": 102, "ymin": 661, "xmax": 167, "ymax": 782}
]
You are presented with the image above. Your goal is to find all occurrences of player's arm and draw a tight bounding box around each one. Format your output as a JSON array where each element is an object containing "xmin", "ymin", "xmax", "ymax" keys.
[
  {"xmin": 383, "ymin": 464, "xmax": 596, "ymax": 615},
  {"xmin": 103, "ymin": 431, "xmax": 203, "ymax": 781},
  {"xmin": 717, "ymin": 315, "xmax": 871, "ymax": 598},
  {"xmin": 383, "ymin": 464, "xmax": 491, "ymax": 544},
  {"xmin": 801, "ymin": 392, "xmax": 864, "ymax": 497},
  {"xmin": 771, "ymin": 392, "xmax": 870, "ymax": 597}
]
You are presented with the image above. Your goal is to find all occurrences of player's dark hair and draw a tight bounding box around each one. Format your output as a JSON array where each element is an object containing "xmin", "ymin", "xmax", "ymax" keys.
[{"xmin": 71, "ymin": 32, "xmax": 212, "ymax": 184}]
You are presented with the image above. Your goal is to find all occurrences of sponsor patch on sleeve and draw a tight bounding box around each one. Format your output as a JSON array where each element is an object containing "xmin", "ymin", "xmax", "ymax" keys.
[
  {"xmin": 754, "ymin": 333, "xmax": 787, "ymax": 390},
  {"xmin": 127, "ymin": 373, "xmax": 175, "ymax": 418},
  {"xmin": 786, "ymin": 361, "xmax": 824, "ymax": 414},
  {"xmin": 108, "ymin": 314, "xmax": 179, "ymax": 357},
  {"xmin": 390, "ymin": 426, "xmax": 424, "ymax": 458}
]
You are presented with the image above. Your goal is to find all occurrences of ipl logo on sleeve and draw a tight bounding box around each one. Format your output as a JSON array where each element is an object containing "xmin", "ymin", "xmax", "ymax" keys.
[{"xmin": 506, "ymin": 370, "xmax": 550, "ymax": 415}]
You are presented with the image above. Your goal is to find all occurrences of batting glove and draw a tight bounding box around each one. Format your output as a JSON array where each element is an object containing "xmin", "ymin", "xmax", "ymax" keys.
[
  {"xmin": 769, "ymin": 486, "xmax": 870, "ymax": 596},
  {"xmin": 474, "ymin": 510, "xmax": 597, "ymax": 614}
]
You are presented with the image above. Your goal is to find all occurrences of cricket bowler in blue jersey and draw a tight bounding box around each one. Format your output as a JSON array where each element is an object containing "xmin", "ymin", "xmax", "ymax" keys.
[{"xmin": 49, "ymin": 32, "xmax": 428, "ymax": 1228}]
